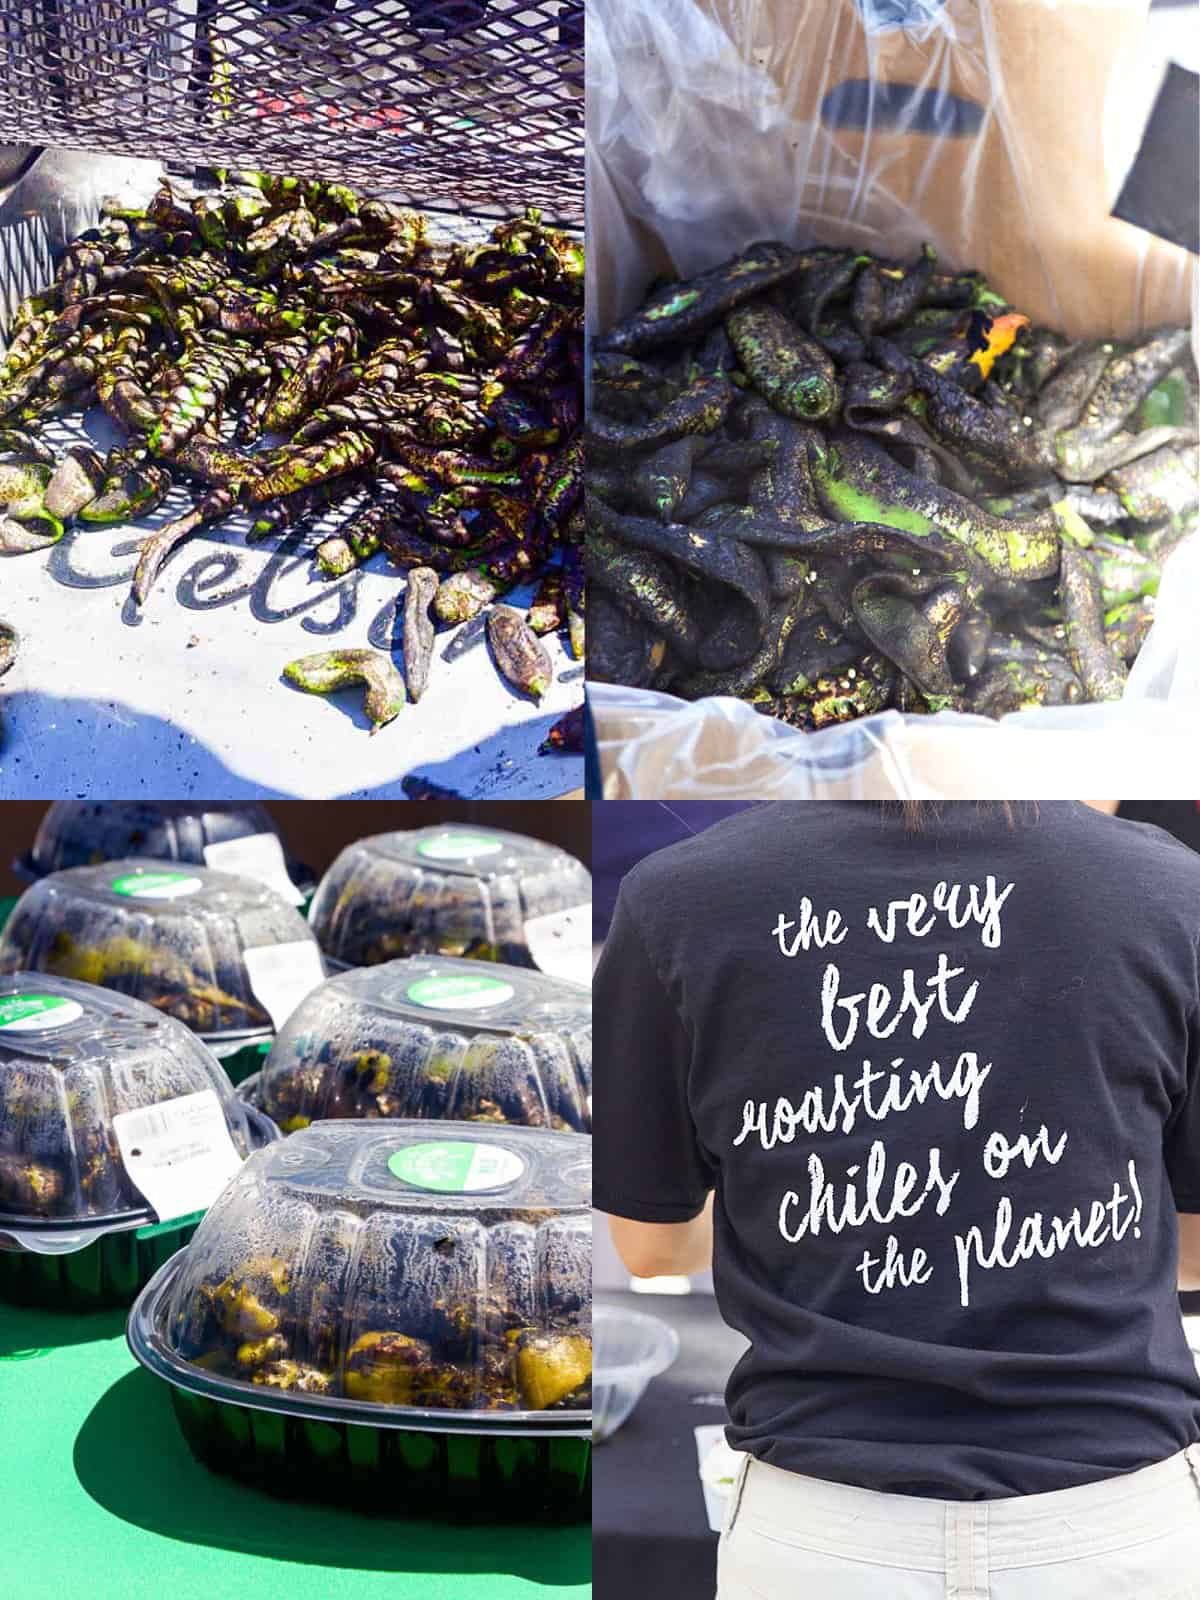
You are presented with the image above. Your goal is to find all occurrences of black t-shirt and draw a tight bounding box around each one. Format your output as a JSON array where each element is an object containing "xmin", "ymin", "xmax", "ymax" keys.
[{"xmin": 594, "ymin": 802, "xmax": 1200, "ymax": 1500}]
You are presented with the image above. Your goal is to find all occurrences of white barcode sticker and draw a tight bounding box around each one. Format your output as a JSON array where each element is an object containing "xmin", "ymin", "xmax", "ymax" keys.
[
  {"xmin": 242, "ymin": 941, "xmax": 326, "ymax": 1032},
  {"xmin": 203, "ymin": 833, "xmax": 304, "ymax": 905},
  {"xmin": 524, "ymin": 905, "xmax": 591, "ymax": 986},
  {"xmin": 112, "ymin": 1090, "xmax": 243, "ymax": 1224}
]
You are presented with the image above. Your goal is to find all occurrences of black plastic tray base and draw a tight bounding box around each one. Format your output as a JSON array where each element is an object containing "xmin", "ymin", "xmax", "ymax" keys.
[
  {"xmin": 0, "ymin": 1220, "xmax": 199, "ymax": 1311},
  {"xmin": 171, "ymin": 1388, "xmax": 591, "ymax": 1522}
]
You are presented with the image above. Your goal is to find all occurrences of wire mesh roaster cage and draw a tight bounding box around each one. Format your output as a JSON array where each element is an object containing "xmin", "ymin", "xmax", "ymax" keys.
[{"xmin": 0, "ymin": 1, "xmax": 583, "ymax": 223}]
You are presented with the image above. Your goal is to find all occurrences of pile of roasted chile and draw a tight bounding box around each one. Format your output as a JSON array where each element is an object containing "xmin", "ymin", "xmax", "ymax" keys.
[
  {"xmin": 0, "ymin": 172, "xmax": 584, "ymax": 745},
  {"xmin": 587, "ymin": 241, "xmax": 1197, "ymax": 726}
]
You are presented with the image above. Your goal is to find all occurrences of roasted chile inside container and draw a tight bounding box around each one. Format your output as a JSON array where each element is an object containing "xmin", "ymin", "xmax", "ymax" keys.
[
  {"xmin": 587, "ymin": 240, "xmax": 1198, "ymax": 728},
  {"xmin": 127, "ymin": 1120, "xmax": 593, "ymax": 1518}
]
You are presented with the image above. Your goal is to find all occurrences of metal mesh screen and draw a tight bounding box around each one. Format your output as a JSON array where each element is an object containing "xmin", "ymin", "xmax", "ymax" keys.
[{"xmin": 0, "ymin": 1, "xmax": 583, "ymax": 222}]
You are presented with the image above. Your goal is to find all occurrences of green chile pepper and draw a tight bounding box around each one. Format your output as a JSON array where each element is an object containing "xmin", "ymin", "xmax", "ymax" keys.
[
  {"xmin": 873, "ymin": 340, "xmax": 1054, "ymax": 478},
  {"xmin": 631, "ymin": 437, "xmax": 706, "ymax": 522},
  {"xmin": 1104, "ymin": 598, "xmax": 1155, "ymax": 663},
  {"xmin": 771, "ymin": 616, "xmax": 863, "ymax": 695},
  {"xmin": 850, "ymin": 572, "xmax": 966, "ymax": 705},
  {"xmin": 131, "ymin": 489, "xmax": 236, "ymax": 605},
  {"xmin": 788, "ymin": 250, "xmax": 866, "ymax": 334},
  {"xmin": 1034, "ymin": 341, "xmax": 1112, "ymax": 432},
  {"xmin": 725, "ymin": 304, "xmax": 839, "ymax": 420},
  {"xmin": 589, "ymin": 495, "xmax": 771, "ymax": 647},
  {"xmin": 807, "ymin": 433, "xmax": 1060, "ymax": 580},
  {"xmin": 283, "ymin": 648, "xmax": 405, "ymax": 731},
  {"xmin": 677, "ymin": 472, "xmax": 736, "ymax": 523},
  {"xmin": 487, "ymin": 605, "xmax": 553, "ymax": 700},
  {"xmin": 402, "ymin": 567, "xmax": 439, "ymax": 703},
  {"xmin": 966, "ymin": 651, "xmax": 1083, "ymax": 715},
  {"xmin": 600, "ymin": 242, "xmax": 807, "ymax": 354},
  {"xmin": 589, "ymin": 589, "xmax": 666, "ymax": 687},
  {"xmin": 434, "ymin": 570, "xmax": 501, "ymax": 625},
  {"xmin": 1055, "ymin": 329, "xmax": 1191, "ymax": 474},
  {"xmin": 678, "ymin": 589, "xmax": 816, "ymax": 699},
  {"xmin": 589, "ymin": 528, "xmax": 703, "ymax": 663},
  {"xmin": 1106, "ymin": 446, "xmax": 1198, "ymax": 522},
  {"xmin": 44, "ymin": 446, "xmax": 106, "ymax": 521},
  {"xmin": 527, "ymin": 569, "xmax": 566, "ymax": 635},
  {"xmin": 852, "ymin": 244, "xmax": 937, "ymax": 338},
  {"xmin": 563, "ymin": 544, "xmax": 585, "ymax": 659},
  {"xmin": 588, "ymin": 374, "xmax": 731, "ymax": 452}
]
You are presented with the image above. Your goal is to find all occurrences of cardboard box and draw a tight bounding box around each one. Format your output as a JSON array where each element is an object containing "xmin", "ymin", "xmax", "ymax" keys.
[{"xmin": 587, "ymin": 0, "xmax": 1199, "ymax": 798}]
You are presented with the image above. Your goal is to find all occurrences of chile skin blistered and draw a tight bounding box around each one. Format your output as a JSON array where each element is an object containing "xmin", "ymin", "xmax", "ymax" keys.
[{"xmin": 588, "ymin": 238, "xmax": 1196, "ymax": 729}]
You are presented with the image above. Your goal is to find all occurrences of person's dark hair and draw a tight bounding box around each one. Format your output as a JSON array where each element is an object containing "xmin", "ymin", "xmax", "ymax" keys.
[{"xmin": 887, "ymin": 801, "xmax": 1034, "ymax": 831}]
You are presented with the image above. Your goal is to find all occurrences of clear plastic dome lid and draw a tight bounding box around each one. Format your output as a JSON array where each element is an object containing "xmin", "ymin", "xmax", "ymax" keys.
[
  {"xmin": 253, "ymin": 957, "xmax": 591, "ymax": 1134},
  {"xmin": 308, "ymin": 826, "xmax": 591, "ymax": 972},
  {"xmin": 0, "ymin": 973, "xmax": 261, "ymax": 1227},
  {"xmin": 23, "ymin": 803, "xmax": 305, "ymax": 903},
  {"xmin": 145, "ymin": 1121, "xmax": 592, "ymax": 1424},
  {"xmin": 0, "ymin": 861, "xmax": 326, "ymax": 1040}
]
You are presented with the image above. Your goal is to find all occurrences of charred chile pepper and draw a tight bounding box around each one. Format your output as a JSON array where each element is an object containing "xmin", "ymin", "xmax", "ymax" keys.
[
  {"xmin": 1055, "ymin": 329, "xmax": 1191, "ymax": 477},
  {"xmin": 806, "ymin": 434, "xmax": 1060, "ymax": 580},
  {"xmin": 599, "ymin": 242, "xmax": 806, "ymax": 354},
  {"xmin": 402, "ymin": 567, "xmax": 438, "ymax": 703},
  {"xmin": 589, "ymin": 528, "xmax": 703, "ymax": 664},
  {"xmin": 435, "ymin": 571, "xmax": 501, "ymax": 625},
  {"xmin": 563, "ymin": 545, "xmax": 585, "ymax": 660},
  {"xmin": 527, "ymin": 569, "xmax": 566, "ymax": 635},
  {"xmin": 487, "ymin": 606, "xmax": 553, "ymax": 701},
  {"xmin": 1059, "ymin": 538, "xmax": 1128, "ymax": 702},
  {"xmin": 590, "ymin": 494, "xmax": 771, "ymax": 657},
  {"xmin": 0, "ymin": 176, "xmax": 583, "ymax": 747},
  {"xmin": 590, "ymin": 237, "xmax": 1193, "ymax": 730},
  {"xmin": 589, "ymin": 590, "xmax": 666, "ymax": 687},
  {"xmin": 725, "ymin": 304, "xmax": 839, "ymax": 420},
  {"xmin": 588, "ymin": 374, "xmax": 731, "ymax": 453},
  {"xmin": 283, "ymin": 648, "xmax": 405, "ymax": 732}
]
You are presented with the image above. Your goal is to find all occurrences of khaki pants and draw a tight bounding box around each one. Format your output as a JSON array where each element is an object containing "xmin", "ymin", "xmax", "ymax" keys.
[{"xmin": 717, "ymin": 1448, "xmax": 1200, "ymax": 1600}]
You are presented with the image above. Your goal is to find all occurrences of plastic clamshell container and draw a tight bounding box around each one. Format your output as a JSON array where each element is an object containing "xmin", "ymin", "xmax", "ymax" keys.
[
  {"xmin": 592, "ymin": 1306, "xmax": 681, "ymax": 1442},
  {"xmin": 245, "ymin": 956, "xmax": 591, "ymax": 1134},
  {"xmin": 18, "ymin": 801, "xmax": 300, "ymax": 884},
  {"xmin": 128, "ymin": 1120, "xmax": 593, "ymax": 1518},
  {"xmin": 0, "ymin": 973, "xmax": 279, "ymax": 1308},
  {"xmin": 308, "ymin": 826, "xmax": 591, "ymax": 970},
  {"xmin": 0, "ymin": 859, "xmax": 323, "ymax": 1047}
]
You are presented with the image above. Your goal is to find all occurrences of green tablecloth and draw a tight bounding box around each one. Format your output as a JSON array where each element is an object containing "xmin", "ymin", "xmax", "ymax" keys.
[{"xmin": 0, "ymin": 1301, "xmax": 590, "ymax": 1599}]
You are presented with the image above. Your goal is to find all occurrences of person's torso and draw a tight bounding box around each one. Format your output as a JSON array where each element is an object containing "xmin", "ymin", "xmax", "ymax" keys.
[{"xmin": 627, "ymin": 801, "xmax": 1200, "ymax": 1498}]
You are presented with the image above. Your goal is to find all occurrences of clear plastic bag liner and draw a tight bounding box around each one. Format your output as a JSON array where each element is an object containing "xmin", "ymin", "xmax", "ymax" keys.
[
  {"xmin": 587, "ymin": 0, "xmax": 1197, "ymax": 338},
  {"xmin": 587, "ymin": 0, "xmax": 1200, "ymax": 797}
]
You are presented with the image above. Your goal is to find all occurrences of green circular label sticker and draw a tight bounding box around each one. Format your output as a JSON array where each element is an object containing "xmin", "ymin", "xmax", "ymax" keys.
[
  {"xmin": 0, "ymin": 994, "xmax": 83, "ymax": 1033},
  {"xmin": 388, "ymin": 1141, "xmax": 525, "ymax": 1193},
  {"xmin": 406, "ymin": 974, "xmax": 514, "ymax": 1011},
  {"xmin": 111, "ymin": 871, "xmax": 202, "ymax": 900},
  {"xmin": 416, "ymin": 832, "xmax": 504, "ymax": 863}
]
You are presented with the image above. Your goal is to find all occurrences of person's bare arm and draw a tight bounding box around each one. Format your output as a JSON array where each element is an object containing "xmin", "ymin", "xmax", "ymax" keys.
[
  {"xmin": 1179, "ymin": 1214, "xmax": 1200, "ymax": 1289},
  {"xmin": 606, "ymin": 1194, "xmax": 715, "ymax": 1278}
]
